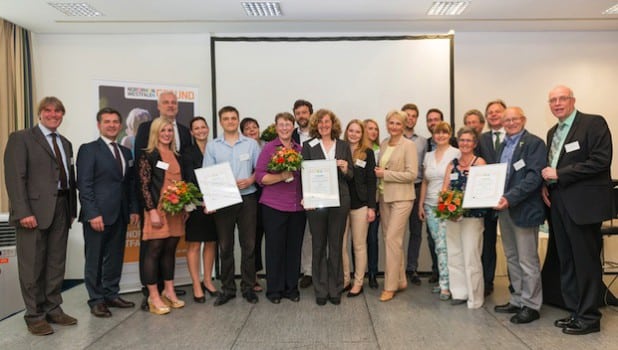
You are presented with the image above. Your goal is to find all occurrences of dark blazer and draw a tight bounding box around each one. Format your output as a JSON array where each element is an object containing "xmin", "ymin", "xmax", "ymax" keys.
[
  {"xmin": 478, "ymin": 130, "xmax": 501, "ymax": 164},
  {"xmin": 292, "ymin": 128, "xmax": 300, "ymax": 145},
  {"xmin": 547, "ymin": 111, "xmax": 613, "ymax": 225},
  {"xmin": 138, "ymin": 148, "xmax": 187, "ymax": 211},
  {"xmin": 4, "ymin": 125, "xmax": 77, "ymax": 229},
  {"xmin": 497, "ymin": 130, "xmax": 547, "ymax": 227},
  {"xmin": 77, "ymin": 138, "xmax": 138, "ymax": 225},
  {"xmin": 349, "ymin": 148, "xmax": 377, "ymax": 210},
  {"xmin": 301, "ymin": 138, "xmax": 354, "ymax": 201},
  {"xmin": 181, "ymin": 143, "xmax": 203, "ymax": 186}
]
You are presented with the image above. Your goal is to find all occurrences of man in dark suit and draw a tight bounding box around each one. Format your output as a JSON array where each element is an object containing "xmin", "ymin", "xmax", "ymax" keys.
[
  {"xmin": 541, "ymin": 85, "xmax": 613, "ymax": 335},
  {"xmin": 477, "ymin": 99, "xmax": 506, "ymax": 296},
  {"xmin": 493, "ymin": 107, "xmax": 546, "ymax": 324},
  {"xmin": 77, "ymin": 107, "xmax": 140, "ymax": 318},
  {"xmin": 133, "ymin": 91, "xmax": 192, "ymax": 310},
  {"xmin": 4, "ymin": 96, "xmax": 78, "ymax": 336}
]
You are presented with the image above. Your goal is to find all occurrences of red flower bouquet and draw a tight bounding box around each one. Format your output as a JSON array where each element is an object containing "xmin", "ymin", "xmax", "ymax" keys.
[
  {"xmin": 267, "ymin": 146, "xmax": 302, "ymax": 182},
  {"xmin": 434, "ymin": 189, "xmax": 465, "ymax": 220},
  {"xmin": 161, "ymin": 180, "xmax": 203, "ymax": 215}
]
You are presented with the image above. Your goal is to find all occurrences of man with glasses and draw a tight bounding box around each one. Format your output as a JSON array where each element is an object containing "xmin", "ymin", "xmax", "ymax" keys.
[
  {"xmin": 493, "ymin": 107, "xmax": 546, "ymax": 324},
  {"xmin": 541, "ymin": 85, "xmax": 613, "ymax": 335}
]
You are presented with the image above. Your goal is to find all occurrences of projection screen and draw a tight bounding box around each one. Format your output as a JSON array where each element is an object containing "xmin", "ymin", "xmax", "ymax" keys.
[{"xmin": 211, "ymin": 35, "xmax": 454, "ymax": 140}]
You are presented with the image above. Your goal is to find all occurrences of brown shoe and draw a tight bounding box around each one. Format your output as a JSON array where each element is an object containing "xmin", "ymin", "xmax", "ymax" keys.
[
  {"xmin": 379, "ymin": 290, "xmax": 396, "ymax": 302},
  {"xmin": 46, "ymin": 312, "xmax": 77, "ymax": 326},
  {"xmin": 105, "ymin": 297, "xmax": 135, "ymax": 308},
  {"xmin": 27, "ymin": 319, "xmax": 54, "ymax": 336}
]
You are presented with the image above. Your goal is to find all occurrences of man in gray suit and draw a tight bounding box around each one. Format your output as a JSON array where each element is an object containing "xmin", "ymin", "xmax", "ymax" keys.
[
  {"xmin": 493, "ymin": 107, "xmax": 546, "ymax": 324},
  {"xmin": 77, "ymin": 107, "xmax": 140, "ymax": 318},
  {"xmin": 4, "ymin": 96, "xmax": 78, "ymax": 336}
]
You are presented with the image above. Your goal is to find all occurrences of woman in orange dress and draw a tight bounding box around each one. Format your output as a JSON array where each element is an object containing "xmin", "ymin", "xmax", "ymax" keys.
[{"xmin": 138, "ymin": 117, "xmax": 187, "ymax": 315}]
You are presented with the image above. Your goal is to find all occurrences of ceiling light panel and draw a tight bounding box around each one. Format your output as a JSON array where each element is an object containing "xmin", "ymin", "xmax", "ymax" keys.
[
  {"xmin": 602, "ymin": 4, "xmax": 618, "ymax": 15},
  {"xmin": 427, "ymin": 1, "xmax": 470, "ymax": 16},
  {"xmin": 48, "ymin": 2, "xmax": 104, "ymax": 17},
  {"xmin": 241, "ymin": 2, "xmax": 282, "ymax": 17}
]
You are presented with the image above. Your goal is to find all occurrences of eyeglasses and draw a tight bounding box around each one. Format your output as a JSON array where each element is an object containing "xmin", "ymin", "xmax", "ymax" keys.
[
  {"xmin": 548, "ymin": 96, "xmax": 572, "ymax": 105},
  {"xmin": 458, "ymin": 139, "xmax": 475, "ymax": 143},
  {"xmin": 503, "ymin": 117, "xmax": 522, "ymax": 124}
]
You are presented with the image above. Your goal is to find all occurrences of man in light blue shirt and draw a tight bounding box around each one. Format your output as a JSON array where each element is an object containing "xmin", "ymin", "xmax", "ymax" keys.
[{"xmin": 203, "ymin": 106, "xmax": 260, "ymax": 305}]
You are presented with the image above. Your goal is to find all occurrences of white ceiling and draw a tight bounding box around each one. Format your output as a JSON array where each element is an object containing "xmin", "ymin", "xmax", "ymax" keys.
[{"xmin": 1, "ymin": 0, "xmax": 617, "ymax": 34}]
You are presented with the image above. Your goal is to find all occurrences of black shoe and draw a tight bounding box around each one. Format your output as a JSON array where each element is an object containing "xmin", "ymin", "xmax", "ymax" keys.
[
  {"xmin": 201, "ymin": 282, "xmax": 220, "ymax": 297},
  {"xmin": 368, "ymin": 274, "xmax": 378, "ymax": 289},
  {"xmin": 348, "ymin": 287, "xmax": 364, "ymax": 298},
  {"xmin": 408, "ymin": 272, "xmax": 421, "ymax": 286},
  {"xmin": 555, "ymin": 316, "xmax": 576, "ymax": 328},
  {"xmin": 90, "ymin": 303, "xmax": 112, "ymax": 318},
  {"xmin": 140, "ymin": 296, "xmax": 149, "ymax": 311},
  {"xmin": 242, "ymin": 291, "xmax": 259, "ymax": 304},
  {"xmin": 267, "ymin": 296, "xmax": 281, "ymax": 304},
  {"xmin": 494, "ymin": 303, "xmax": 521, "ymax": 314},
  {"xmin": 299, "ymin": 275, "xmax": 313, "ymax": 289},
  {"xmin": 450, "ymin": 299, "xmax": 467, "ymax": 306},
  {"xmin": 316, "ymin": 297, "xmax": 327, "ymax": 306},
  {"xmin": 105, "ymin": 297, "xmax": 135, "ymax": 308},
  {"xmin": 342, "ymin": 284, "xmax": 352, "ymax": 293},
  {"xmin": 283, "ymin": 294, "xmax": 300, "ymax": 302},
  {"xmin": 193, "ymin": 294, "xmax": 206, "ymax": 303},
  {"xmin": 329, "ymin": 296, "xmax": 341, "ymax": 305},
  {"xmin": 510, "ymin": 306, "xmax": 540, "ymax": 324},
  {"xmin": 484, "ymin": 286, "xmax": 494, "ymax": 297},
  {"xmin": 214, "ymin": 293, "xmax": 236, "ymax": 306},
  {"xmin": 428, "ymin": 272, "xmax": 439, "ymax": 284},
  {"xmin": 174, "ymin": 288, "xmax": 186, "ymax": 296},
  {"xmin": 562, "ymin": 320, "xmax": 600, "ymax": 335}
]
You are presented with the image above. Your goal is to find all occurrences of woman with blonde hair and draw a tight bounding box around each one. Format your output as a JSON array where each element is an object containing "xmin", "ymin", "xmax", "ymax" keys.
[
  {"xmin": 374, "ymin": 110, "xmax": 417, "ymax": 302},
  {"xmin": 138, "ymin": 117, "xmax": 188, "ymax": 314},
  {"xmin": 341, "ymin": 119, "xmax": 376, "ymax": 297}
]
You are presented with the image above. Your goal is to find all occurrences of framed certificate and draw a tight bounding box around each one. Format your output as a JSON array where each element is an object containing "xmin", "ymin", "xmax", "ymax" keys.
[
  {"xmin": 301, "ymin": 159, "xmax": 340, "ymax": 209},
  {"xmin": 462, "ymin": 163, "xmax": 507, "ymax": 209},
  {"xmin": 194, "ymin": 162, "xmax": 242, "ymax": 211}
]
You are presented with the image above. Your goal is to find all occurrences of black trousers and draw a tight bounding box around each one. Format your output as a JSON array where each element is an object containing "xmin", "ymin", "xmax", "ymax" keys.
[
  {"xmin": 482, "ymin": 211, "xmax": 498, "ymax": 289},
  {"xmin": 262, "ymin": 205, "xmax": 306, "ymax": 299},
  {"xmin": 83, "ymin": 217, "xmax": 127, "ymax": 307},
  {"xmin": 549, "ymin": 188, "xmax": 602, "ymax": 324},
  {"xmin": 213, "ymin": 193, "xmax": 257, "ymax": 295}
]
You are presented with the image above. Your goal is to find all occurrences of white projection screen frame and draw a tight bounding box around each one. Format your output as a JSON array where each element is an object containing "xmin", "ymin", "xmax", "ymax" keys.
[{"xmin": 211, "ymin": 35, "xmax": 454, "ymax": 140}]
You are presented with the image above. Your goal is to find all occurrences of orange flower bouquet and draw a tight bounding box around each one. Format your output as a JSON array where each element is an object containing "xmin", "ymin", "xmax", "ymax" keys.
[
  {"xmin": 161, "ymin": 180, "xmax": 203, "ymax": 215},
  {"xmin": 434, "ymin": 189, "xmax": 465, "ymax": 220},
  {"xmin": 267, "ymin": 146, "xmax": 303, "ymax": 182}
]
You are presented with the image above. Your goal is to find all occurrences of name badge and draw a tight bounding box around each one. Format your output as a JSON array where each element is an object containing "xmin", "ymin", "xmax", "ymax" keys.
[
  {"xmin": 355, "ymin": 159, "xmax": 367, "ymax": 168},
  {"xmin": 239, "ymin": 153, "xmax": 250, "ymax": 161},
  {"xmin": 564, "ymin": 141, "xmax": 580, "ymax": 153},
  {"xmin": 513, "ymin": 159, "xmax": 525, "ymax": 171},
  {"xmin": 128, "ymin": 159, "xmax": 134, "ymax": 167},
  {"xmin": 450, "ymin": 173, "xmax": 459, "ymax": 180},
  {"xmin": 308, "ymin": 138, "xmax": 319, "ymax": 147},
  {"xmin": 156, "ymin": 161, "xmax": 169, "ymax": 170}
]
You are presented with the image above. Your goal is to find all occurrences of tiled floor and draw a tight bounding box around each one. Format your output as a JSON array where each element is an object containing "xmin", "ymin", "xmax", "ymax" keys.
[{"xmin": 1, "ymin": 276, "xmax": 616, "ymax": 350}]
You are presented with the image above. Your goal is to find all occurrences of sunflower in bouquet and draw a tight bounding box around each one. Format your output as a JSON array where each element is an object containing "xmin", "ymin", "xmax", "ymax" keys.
[
  {"xmin": 435, "ymin": 189, "xmax": 465, "ymax": 220},
  {"xmin": 161, "ymin": 180, "xmax": 203, "ymax": 215}
]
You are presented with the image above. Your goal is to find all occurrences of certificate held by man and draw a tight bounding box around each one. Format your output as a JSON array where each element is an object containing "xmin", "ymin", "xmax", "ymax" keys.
[
  {"xmin": 194, "ymin": 162, "xmax": 242, "ymax": 211},
  {"xmin": 301, "ymin": 159, "xmax": 340, "ymax": 208},
  {"xmin": 462, "ymin": 163, "xmax": 507, "ymax": 208}
]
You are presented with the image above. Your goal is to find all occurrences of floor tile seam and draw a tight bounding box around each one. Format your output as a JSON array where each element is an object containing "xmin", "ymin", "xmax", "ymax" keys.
[
  {"xmin": 229, "ymin": 303, "xmax": 257, "ymax": 350},
  {"xmin": 362, "ymin": 292, "xmax": 383, "ymax": 350}
]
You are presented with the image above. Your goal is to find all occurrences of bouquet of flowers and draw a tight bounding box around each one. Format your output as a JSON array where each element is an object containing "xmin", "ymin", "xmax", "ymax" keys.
[
  {"xmin": 434, "ymin": 189, "xmax": 465, "ymax": 220},
  {"xmin": 161, "ymin": 180, "xmax": 203, "ymax": 215},
  {"xmin": 267, "ymin": 146, "xmax": 303, "ymax": 182},
  {"xmin": 260, "ymin": 123, "xmax": 277, "ymax": 142}
]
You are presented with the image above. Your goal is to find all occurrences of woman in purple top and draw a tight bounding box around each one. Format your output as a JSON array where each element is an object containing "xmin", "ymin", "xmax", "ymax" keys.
[{"xmin": 255, "ymin": 112, "xmax": 306, "ymax": 304}]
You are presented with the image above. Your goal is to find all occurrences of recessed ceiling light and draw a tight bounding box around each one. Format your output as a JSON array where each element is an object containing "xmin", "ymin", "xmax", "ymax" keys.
[
  {"xmin": 427, "ymin": 1, "xmax": 470, "ymax": 16},
  {"xmin": 602, "ymin": 4, "xmax": 618, "ymax": 15},
  {"xmin": 241, "ymin": 2, "xmax": 282, "ymax": 17},
  {"xmin": 48, "ymin": 2, "xmax": 104, "ymax": 17}
]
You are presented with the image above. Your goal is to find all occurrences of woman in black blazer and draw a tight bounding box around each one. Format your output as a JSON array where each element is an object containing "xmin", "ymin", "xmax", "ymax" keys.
[
  {"xmin": 341, "ymin": 120, "xmax": 377, "ymax": 297},
  {"xmin": 301, "ymin": 109, "xmax": 354, "ymax": 306}
]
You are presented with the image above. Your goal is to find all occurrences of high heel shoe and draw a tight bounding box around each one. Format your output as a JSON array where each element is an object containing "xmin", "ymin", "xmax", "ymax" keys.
[
  {"xmin": 161, "ymin": 292, "xmax": 185, "ymax": 309},
  {"xmin": 347, "ymin": 286, "xmax": 364, "ymax": 298},
  {"xmin": 193, "ymin": 293, "xmax": 206, "ymax": 303},
  {"xmin": 148, "ymin": 298, "xmax": 170, "ymax": 315},
  {"xmin": 379, "ymin": 290, "xmax": 395, "ymax": 302},
  {"xmin": 202, "ymin": 281, "xmax": 219, "ymax": 297}
]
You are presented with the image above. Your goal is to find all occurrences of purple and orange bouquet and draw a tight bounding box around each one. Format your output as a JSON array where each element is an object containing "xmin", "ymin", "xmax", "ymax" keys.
[
  {"xmin": 267, "ymin": 146, "xmax": 303, "ymax": 173},
  {"xmin": 435, "ymin": 189, "xmax": 465, "ymax": 220},
  {"xmin": 161, "ymin": 180, "xmax": 203, "ymax": 215}
]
